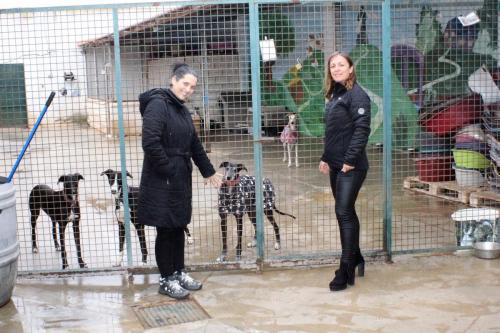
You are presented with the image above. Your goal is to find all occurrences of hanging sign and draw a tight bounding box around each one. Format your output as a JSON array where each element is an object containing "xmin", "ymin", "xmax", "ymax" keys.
[{"xmin": 259, "ymin": 37, "xmax": 277, "ymax": 62}]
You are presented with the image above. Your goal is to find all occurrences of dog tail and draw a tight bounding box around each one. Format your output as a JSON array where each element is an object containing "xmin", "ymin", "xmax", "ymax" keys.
[{"xmin": 273, "ymin": 205, "xmax": 296, "ymax": 219}]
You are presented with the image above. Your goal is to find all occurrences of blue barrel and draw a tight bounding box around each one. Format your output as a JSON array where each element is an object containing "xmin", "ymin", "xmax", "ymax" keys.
[{"xmin": 0, "ymin": 181, "xmax": 19, "ymax": 307}]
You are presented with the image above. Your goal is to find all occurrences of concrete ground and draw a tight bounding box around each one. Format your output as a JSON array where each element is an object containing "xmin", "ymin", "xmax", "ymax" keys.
[{"xmin": 1, "ymin": 252, "xmax": 499, "ymax": 333}]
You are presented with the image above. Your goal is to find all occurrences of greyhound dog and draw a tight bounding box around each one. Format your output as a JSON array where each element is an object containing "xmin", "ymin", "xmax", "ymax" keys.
[
  {"xmin": 100, "ymin": 169, "xmax": 147, "ymax": 266},
  {"xmin": 29, "ymin": 173, "xmax": 87, "ymax": 269},
  {"xmin": 280, "ymin": 113, "xmax": 299, "ymax": 167},
  {"xmin": 217, "ymin": 161, "xmax": 296, "ymax": 262},
  {"xmin": 100, "ymin": 169, "xmax": 193, "ymax": 266}
]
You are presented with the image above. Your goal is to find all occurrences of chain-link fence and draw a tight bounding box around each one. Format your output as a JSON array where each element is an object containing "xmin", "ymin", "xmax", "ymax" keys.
[{"xmin": 0, "ymin": 0, "xmax": 498, "ymax": 275}]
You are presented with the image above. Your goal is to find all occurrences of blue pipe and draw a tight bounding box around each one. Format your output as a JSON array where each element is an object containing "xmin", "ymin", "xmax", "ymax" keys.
[{"xmin": 7, "ymin": 91, "xmax": 56, "ymax": 183}]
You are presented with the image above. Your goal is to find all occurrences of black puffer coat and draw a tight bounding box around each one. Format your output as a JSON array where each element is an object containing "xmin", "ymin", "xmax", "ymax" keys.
[
  {"xmin": 321, "ymin": 82, "xmax": 371, "ymax": 170},
  {"xmin": 137, "ymin": 88, "xmax": 215, "ymax": 228}
]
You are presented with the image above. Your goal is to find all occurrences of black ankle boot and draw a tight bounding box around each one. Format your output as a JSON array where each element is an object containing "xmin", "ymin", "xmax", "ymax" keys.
[
  {"xmin": 355, "ymin": 251, "xmax": 365, "ymax": 277},
  {"xmin": 329, "ymin": 261, "xmax": 355, "ymax": 291}
]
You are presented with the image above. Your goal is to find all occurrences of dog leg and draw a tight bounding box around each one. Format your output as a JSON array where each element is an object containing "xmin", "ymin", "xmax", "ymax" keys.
[
  {"xmin": 72, "ymin": 220, "xmax": 87, "ymax": 268},
  {"xmin": 283, "ymin": 142, "xmax": 287, "ymax": 162},
  {"xmin": 235, "ymin": 215, "xmax": 244, "ymax": 260},
  {"xmin": 247, "ymin": 238, "xmax": 257, "ymax": 248},
  {"xmin": 114, "ymin": 223, "xmax": 126, "ymax": 267},
  {"xmin": 136, "ymin": 223, "xmax": 148, "ymax": 264},
  {"xmin": 216, "ymin": 250, "xmax": 227, "ymax": 263},
  {"xmin": 294, "ymin": 144, "xmax": 299, "ymax": 168},
  {"xmin": 217, "ymin": 214, "xmax": 229, "ymax": 262},
  {"xmin": 52, "ymin": 220, "xmax": 61, "ymax": 251},
  {"xmin": 59, "ymin": 223, "xmax": 69, "ymax": 269},
  {"xmin": 265, "ymin": 210, "xmax": 281, "ymax": 250},
  {"xmin": 247, "ymin": 211, "xmax": 257, "ymax": 248},
  {"xmin": 287, "ymin": 144, "xmax": 292, "ymax": 168},
  {"xmin": 184, "ymin": 227, "xmax": 194, "ymax": 245},
  {"xmin": 30, "ymin": 213, "xmax": 39, "ymax": 253}
]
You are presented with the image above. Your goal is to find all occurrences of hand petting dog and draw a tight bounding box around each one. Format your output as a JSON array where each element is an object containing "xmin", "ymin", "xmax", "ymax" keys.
[{"xmin": 204, "ymin": 173, "xmax": 222, "ymax": 188}]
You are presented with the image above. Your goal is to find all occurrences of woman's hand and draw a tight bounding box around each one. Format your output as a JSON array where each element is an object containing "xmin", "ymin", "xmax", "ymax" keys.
[
  {"xmin": 204, "ymin": 173, "xmax": 222, "ymax": 188},
  {"xmin": 319, "ymin": 161, "xmax": 330, "ymax": 175},
  {"xmin": 341, "ymin": 163, "xmax": 354, "ymax": 173}
]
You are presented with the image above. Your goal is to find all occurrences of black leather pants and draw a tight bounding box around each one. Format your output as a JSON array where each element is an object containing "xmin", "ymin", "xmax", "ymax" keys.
[{"xmin": 329, "ymin": 168, "xmax": 367, "ymax": 263}]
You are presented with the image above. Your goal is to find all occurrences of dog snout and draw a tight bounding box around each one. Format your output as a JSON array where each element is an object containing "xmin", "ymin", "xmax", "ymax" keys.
[{"xmin": 111, "ymin": 189, "xmax": 117, "ymax": 195}]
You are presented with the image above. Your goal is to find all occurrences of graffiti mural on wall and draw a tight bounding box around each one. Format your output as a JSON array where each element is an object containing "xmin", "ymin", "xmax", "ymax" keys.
[{"xmin": 262, "ymin": 1, "xmax": 498, "ymax": 149}]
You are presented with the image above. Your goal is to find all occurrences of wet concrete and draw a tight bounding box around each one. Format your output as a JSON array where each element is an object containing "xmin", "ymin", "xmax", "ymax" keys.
[
  {"xmin": 1, "ymin": 124, "xmax": 464, "ymax": 274},
  {"xmin": 1, "ymin": 252, "xmax": 499, "ymax": 332}
]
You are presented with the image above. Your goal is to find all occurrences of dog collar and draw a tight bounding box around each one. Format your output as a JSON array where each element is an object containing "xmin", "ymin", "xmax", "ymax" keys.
[{"xmin": 223, "ymin": 176, "xmax": 240, "ymax": 187}]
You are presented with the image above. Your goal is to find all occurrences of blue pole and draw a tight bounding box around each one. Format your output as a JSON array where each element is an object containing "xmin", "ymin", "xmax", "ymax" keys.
[
  {"xmin": 112, "ymin": 8, "xmax": 133, "ymax": 267},
  {"xmin": 382, "ymin": 0, "xmax": 393, "ymax": 262},
  {"xmin": 249, "ymin": 0, "xmax": 265, "ymax": 262},
  {"xmin": 7, "ymin": 91, "xmax": 56, "ymax": 183}
]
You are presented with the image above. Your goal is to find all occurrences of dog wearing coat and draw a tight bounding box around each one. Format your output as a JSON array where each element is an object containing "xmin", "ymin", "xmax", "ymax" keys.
[
  {"xmin": 29, "ymin": 173, "xmax": 87, "ymax": 269},
  {"xmin": 217, "ymin": 161, "xmax": 296, "ymax": 262},
  {"xmin": 280, "ymin": 113, "xmax": 299, "ymax": 167}
]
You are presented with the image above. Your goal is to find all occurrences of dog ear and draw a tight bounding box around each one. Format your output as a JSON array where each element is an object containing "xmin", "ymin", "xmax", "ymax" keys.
[
  {"xmin": 75, "ymin": 173, "xmax": 85, "ymax": 181},
  {"xmin": 219, "ymin": 161, "xmax": 229, "ymax": 168},
  {"xmin": 100, "ymin": 169, "xmax": 113, "ymax": 176},
  {"xmin": 126, "ymin": 171, "xmax": 133, "ymax": 179},
  {"xmin": 237, "ymin": 163, "xmax": 248, "ymax": 172},
  {"xmin": 58, "ymin": 175, "xmax": 66, "ymax": 184}
]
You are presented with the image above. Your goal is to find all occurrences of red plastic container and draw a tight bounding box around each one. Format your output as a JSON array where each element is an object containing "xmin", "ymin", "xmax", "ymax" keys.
[
  {"xmin": 419, "ymin": 94, "xmax": 482, "ymax": 136},
  {"xmin": 415, "ymin": 155, "xmax": 455, "ymax": 182}
]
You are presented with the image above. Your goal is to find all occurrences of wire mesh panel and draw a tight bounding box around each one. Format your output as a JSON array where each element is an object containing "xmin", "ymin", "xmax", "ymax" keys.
[
  {"xmin": 254, "ymin": 2, "xmax": 385, "ymax": 263},
  {"xmin": 114, "ymin": 3, "xmax": 256, "ymax": 267},
  {"xmin": 391, "ymin": 0, "xmax": 499, "ymax": 252},
  {"xmin": 0, "ymin": 0, "xmax": 498, "ymax": 275},
  {"xmin": 0, "ymin": 8, "xmax": 128, "ymax": 272}
]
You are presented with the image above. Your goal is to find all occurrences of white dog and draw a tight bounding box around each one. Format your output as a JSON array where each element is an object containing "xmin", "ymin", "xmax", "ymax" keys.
[{"xmin": 280, "ymin": 113, "xmax": 299, "ymax": 167}]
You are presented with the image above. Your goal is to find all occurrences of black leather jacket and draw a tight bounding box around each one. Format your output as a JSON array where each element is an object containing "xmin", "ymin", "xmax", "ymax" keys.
[{"xmin": 321, "ymin": 82, "xmax": 371, "ymax": 170}]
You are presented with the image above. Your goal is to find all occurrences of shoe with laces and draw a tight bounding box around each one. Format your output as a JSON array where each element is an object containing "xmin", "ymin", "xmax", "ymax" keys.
[
  {"xmin": 158, "ymin": 276, "xmax": 190, "ymax": 299},
  {"xmin": 174, "ymin": 270, "xmax": 203, "ymax": 291}
]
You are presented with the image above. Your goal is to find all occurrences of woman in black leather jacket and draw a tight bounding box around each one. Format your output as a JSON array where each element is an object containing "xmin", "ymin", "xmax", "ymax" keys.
[
  {"xmin": 138, "ymin": 63, "xmax": 221, "ymax": 299},
  {"xmin": 319, "ymin": 52, "xmax": 371, "ymax": 291}
]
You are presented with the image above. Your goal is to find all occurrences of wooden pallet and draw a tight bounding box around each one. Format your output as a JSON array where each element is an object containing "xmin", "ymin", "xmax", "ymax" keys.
[
  {"xmin": 403, "ymin": 176, "xmax": 476, "ymax": 204},
  {"xmin": 469, "ymin": 190, "xmax": 500, "ymax": 207}
]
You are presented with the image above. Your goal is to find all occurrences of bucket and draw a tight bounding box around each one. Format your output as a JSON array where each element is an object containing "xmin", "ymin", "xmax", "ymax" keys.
[{"xmin": 0, "ymin": 179, "xmax": 19, "ymax": 307}]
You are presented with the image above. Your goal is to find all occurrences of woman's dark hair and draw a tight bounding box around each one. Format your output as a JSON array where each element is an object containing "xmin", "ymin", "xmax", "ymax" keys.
[
  {"xmin": 324, "ymin": 52, "xmax": 357, "ymax": 99},
  {"xmin": 172, "ymin": 63, "xmax": 198, "ymax": 81}
]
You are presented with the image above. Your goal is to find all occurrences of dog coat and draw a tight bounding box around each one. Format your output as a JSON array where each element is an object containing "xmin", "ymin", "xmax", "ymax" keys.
[
  {"xmin": 218, "ymin": 175, "xmax": 275, "ymax": 215},
  {"xmin": 280, "ymin": 125, "xmax": 298, "ymax": 144}
]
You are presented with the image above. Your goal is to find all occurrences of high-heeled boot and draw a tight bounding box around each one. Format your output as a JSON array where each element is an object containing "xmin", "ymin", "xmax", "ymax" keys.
[
  {"xmin": 329, "ymin": 261, "xmax": 355, "ymax": 291},
  {"xmin": 354, "ymin": 250, "xmax": 365, "ymax": 277}
]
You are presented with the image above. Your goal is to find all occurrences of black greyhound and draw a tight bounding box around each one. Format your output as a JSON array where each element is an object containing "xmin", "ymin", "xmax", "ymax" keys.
[
  {"xmin": 29, "ymin": 173, "xmax": 87, "ymax": 269},
  {"xmin": 217, "ymin": 161, "xmax": 296, "ymax": 262},
  {"xmin": 100, "ymin": 169, "xmax": 194, "ymax": 266}
]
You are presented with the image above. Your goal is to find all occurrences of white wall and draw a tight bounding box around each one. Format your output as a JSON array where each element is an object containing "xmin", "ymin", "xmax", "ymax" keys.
[{"xmin": 0, "ymin": 7, "xmax": 172, "ymax": 127}]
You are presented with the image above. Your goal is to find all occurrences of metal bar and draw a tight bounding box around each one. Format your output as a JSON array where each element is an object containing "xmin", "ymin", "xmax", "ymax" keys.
[
  {"xmin": 382, "ymin": 0, "xmax": 392, "ymax": 262},
  {"xmin": 0, "ymin": 0, "xmax": 386, "ymax": 14},
  {"xmin": 7, "ymin": 92, "xmax": 55, "ymax": 182},
  {"xmin": 112, "ymin": 8, "xmax": 133, "ymax": 267},
  {"xmin": 0, "ymin": 0, "xmax": 485, "ymax": 14},
  {"xmin": 249, "ymin": 0, "xmax": 265, "ymax": 264}
]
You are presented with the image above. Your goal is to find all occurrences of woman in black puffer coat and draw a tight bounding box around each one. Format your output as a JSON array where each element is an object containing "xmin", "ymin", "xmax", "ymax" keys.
[
  {"xmin": 138, "ymin": 63, "xmax": 220, "ymax": 300},
  {"xmin": 319, "ymin": 52, "xmax": 371, "ymax": 292}
]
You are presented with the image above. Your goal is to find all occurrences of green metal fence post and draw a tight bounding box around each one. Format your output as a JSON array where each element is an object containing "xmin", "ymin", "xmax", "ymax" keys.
[
  {"xmin": 382, "ymin": 0, "xmax": 393, "ymax": 262},
  {"xmin": 249, "ymin": 0, "xmax": 265, "ymax": 267},
  {"xmin": 112, "ymin": 8, "xmax": 133, "ymax": 267}
]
